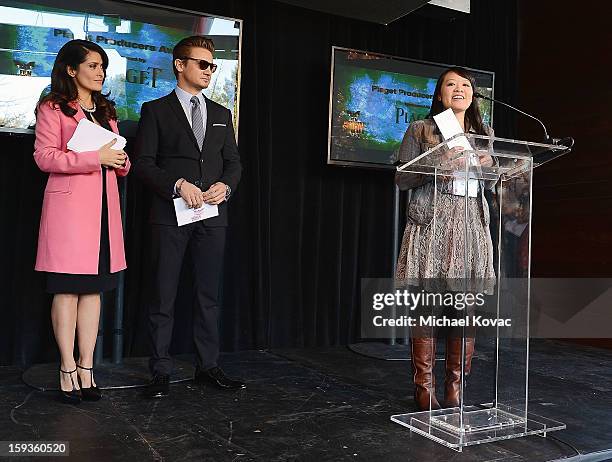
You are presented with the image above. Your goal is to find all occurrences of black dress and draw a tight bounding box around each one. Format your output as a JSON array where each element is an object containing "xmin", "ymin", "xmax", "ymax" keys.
[{"xmin": 46, "ymin": 112, "xmax": 120, "ymax": 294}]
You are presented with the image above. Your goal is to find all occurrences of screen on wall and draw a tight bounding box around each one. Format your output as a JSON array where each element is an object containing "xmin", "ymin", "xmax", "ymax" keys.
[
  {"xmin": 328, "ymin": 46, "xmax": 494, "ymax": 168},
  {"xmin": 0, "ymin": 0, "xmax": 241, "ymax": 133}
]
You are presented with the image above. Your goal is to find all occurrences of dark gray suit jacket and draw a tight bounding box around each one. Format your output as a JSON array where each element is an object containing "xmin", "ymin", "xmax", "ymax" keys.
[{"xmin": 133, "ymin": 90, "xmax": 241, "ymax": 226}]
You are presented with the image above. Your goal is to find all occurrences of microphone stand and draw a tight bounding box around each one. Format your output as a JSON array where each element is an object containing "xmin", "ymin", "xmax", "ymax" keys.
[{"xmin": 474, "ymin": 92, "xmax": 574, "ymax": 148}]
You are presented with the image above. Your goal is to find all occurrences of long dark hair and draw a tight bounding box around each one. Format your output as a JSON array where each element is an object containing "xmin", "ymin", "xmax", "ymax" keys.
[
  {"xmin": 427, "ymin": 66, "xmax": 485, "ymax": 135},
  {"xmin": 38, "ymin": 39, "xmax": 116, "ymax": 123}
]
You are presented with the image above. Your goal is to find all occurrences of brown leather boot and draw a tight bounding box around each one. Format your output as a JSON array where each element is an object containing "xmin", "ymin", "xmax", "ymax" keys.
[
  {"xmin": 411, "ymin": 337, "xmax": 441, "ymax": 411},
  {"xmin": 444, "ymin": 337, "xmax": 475, "ymax": 408}
]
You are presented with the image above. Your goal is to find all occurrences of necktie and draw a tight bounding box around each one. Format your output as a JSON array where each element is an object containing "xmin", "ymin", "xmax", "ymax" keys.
[{"xmin": 190, "ymin": 96, "xmax": 204, "ymax": 150}]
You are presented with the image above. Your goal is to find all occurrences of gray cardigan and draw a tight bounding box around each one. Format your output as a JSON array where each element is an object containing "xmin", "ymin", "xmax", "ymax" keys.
[{"xmin": 395, "ymin": 118, "xmax": 495, "ymax": 226}]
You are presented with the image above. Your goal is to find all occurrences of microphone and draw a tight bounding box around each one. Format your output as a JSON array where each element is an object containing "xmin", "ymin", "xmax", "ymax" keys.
[{"xmin": 473, "ymin": 92, "xmax": 573, "ymax": 147}]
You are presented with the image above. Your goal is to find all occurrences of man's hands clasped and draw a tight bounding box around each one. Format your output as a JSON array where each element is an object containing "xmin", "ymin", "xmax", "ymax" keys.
[
  {"xmin": 202, "ymin": 182, "xmax": 228, "ymax": 205},
  {"xmin": 178, "ymin": 180, "xmax": 228, "ymax": 209}
]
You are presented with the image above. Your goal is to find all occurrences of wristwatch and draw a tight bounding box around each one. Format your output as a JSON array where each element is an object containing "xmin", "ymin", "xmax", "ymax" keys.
[
  {"xmin": 225, "ymin": 184, "xmax": 232, "ymax": 200},
  {"xmin": 175, "ymin": 178, "xmax": 185, "ymax": 195}
]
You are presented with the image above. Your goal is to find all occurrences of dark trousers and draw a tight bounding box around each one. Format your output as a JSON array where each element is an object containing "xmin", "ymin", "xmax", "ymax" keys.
[{"xmin": 148, "ymin": 222, "xmax": 226, "ymax": 376}]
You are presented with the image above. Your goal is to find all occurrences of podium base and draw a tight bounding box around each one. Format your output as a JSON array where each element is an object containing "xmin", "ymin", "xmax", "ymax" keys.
[{"xmin": 391, "ymin": 403, "xmax": 566, "ymax": 452}]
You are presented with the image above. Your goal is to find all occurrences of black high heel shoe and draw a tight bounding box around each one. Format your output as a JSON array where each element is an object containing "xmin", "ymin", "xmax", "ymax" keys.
[
  {"xmin": 59, "ymin": 367, "xmax": 82, "ymax": 404},
  {"xmin": 76, "ymin": 364, "xmax": 102, "ymax": 401}
]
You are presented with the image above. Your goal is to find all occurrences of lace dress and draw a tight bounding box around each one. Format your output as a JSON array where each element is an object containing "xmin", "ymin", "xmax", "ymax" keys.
[{"xmin": 395, "ymin": 119, "xmax": 495, "ymax": 294}]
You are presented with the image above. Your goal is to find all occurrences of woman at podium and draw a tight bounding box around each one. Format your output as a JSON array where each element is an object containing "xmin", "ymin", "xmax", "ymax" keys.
[
  {"xmin": 395, "ymin": 67, "xmax": 495, "ymax": 411},
  {"xmin": 33, "ymin": 40, "xmax": 130, "ymax": 404}
]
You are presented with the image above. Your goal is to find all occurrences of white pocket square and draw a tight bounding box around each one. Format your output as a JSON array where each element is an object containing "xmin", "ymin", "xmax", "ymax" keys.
[{"xmin": 212, "ymin": 123, "xmax": 227, "ymax": 127}]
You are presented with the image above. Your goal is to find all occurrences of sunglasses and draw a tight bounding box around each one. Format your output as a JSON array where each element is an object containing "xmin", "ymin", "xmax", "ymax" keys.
[{"xmin": 181, "ymin": 57, "xmax": 218, "ymax": 73}]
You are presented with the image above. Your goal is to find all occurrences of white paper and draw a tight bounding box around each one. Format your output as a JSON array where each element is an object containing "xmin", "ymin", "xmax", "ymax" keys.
[
  {"xmin": 432, "ymin": 108, "xmax": 478, "ymax": 197},
  {"xmin": 67, "ymin": 118, "xmax": 127, "ymax": 152},
  {"xmin": 173, "ymin": 198, "xmax": 219, "ymax": 226},
  {"xmin": 433, "ymin": 108, "xmax": 464, "ymax": 138}
]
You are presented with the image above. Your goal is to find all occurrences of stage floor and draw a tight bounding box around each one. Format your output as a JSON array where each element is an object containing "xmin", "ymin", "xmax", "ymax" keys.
[{"xmin": 1, "ymin": 340, "xmax": 611, "ymax": 461}]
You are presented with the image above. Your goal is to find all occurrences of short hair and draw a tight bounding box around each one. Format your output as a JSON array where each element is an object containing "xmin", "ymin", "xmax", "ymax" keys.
[{"xmin": 172, "ymin": 36, "xmax": 215, "ymax": 78}]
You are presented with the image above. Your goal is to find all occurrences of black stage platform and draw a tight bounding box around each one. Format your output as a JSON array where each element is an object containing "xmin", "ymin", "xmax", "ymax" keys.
[{"xmin": 1, "ymin": 340, "xmax": 611, "ymax": 461}]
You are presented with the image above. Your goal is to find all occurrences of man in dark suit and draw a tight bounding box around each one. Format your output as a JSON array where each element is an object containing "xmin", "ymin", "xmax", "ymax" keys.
[{"xmin": 134, "ymin": 36, "xmax": 244, "ymax": 398}]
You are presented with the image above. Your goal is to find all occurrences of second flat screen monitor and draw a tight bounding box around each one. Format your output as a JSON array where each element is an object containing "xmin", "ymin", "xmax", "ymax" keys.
[{"xmin": 328, "ymin": 47, "xmax": 494, "ymax": 169}]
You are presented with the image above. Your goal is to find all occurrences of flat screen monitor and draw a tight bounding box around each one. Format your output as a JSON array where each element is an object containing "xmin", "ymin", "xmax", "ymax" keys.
[
  {"xmin": 0, "ymin": 0, "xmax": 242, "ymax": 134},
  {"xmin": 328, "ymin": 46, "xmax": 494, "ymax": 169}
]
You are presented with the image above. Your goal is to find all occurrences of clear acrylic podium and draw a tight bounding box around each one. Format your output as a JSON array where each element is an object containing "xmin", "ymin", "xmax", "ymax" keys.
[{"xmin": 390, "ymin": 133, "xmax": 571, "ymax": 451}]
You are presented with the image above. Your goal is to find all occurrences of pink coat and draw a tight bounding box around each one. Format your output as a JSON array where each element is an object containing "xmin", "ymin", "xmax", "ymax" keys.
[{"xmin": 34, "ymin": 101, "xmax": 130, "ymax": 274}]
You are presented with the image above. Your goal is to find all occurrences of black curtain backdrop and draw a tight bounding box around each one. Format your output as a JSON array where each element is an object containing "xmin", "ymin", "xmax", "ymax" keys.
[{"xmin": 0, "ymin": 0, "xmax": 518, "ymax": 366}]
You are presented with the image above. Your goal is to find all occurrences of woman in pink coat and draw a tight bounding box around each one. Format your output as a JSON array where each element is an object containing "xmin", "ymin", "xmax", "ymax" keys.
[{"xmin": 34, "ymin": 40, "xmax": 130, "ymax": 404}]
